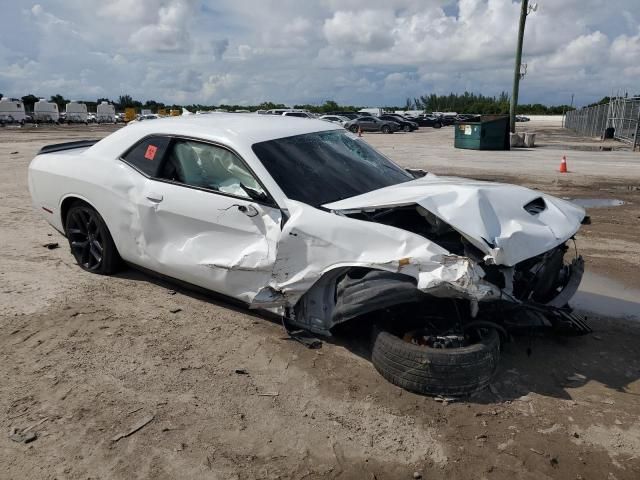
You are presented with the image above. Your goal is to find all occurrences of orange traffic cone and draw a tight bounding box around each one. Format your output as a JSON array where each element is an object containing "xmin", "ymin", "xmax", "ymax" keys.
[
  {"xmin": 358, "ymin": 126, "xmax": 363, "ymax": 137},
  {"xmin": 559, "ymin": 155, "xmax": 568, "ymax": 173}
]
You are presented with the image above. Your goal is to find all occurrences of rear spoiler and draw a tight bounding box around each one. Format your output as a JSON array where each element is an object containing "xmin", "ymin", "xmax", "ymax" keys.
[{"xmin": 38, "ymin": 140, "xmax": 99, "ymax": 155}]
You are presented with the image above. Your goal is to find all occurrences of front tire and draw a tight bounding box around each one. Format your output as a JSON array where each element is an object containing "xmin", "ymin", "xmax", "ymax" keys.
[
  {"xmin": 403, "ymin": 125, "xmax": 411, "ymax": 132},
  {"xmin": 65, "ymin": 203, "xmax": 120, "ymax": 274},
  {"xmin": 350, "ymin": 125, "xmax": 359, "ymax": 133},
  {"xmin": 371, "ymin": 324, "xmax": 500, "ymax": 396},
  {"xmin": 381, "ymin": 125, "xmax": 391, "ymax": 134}
]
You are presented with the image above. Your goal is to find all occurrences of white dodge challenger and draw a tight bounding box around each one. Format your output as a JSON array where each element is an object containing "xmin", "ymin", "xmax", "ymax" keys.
[{"xmin": 29, "ymin": 114, "xmax": 589, "ymax": 395}]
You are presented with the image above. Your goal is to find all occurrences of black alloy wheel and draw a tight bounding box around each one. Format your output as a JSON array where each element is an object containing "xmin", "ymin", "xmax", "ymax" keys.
[
  {"xmin": 350, "ymin": 125, "xmax": 359, "ymax": 133},
  {"xmin": 403, "ymin": 125, "xmax": 411, "ymax": 132},
  {"xmin": 381, "ymin": 125, "xmax": 391, "ymax": 134},
  {"xmin": 65, "ymin": 203, "xmax": 120, "ymax": 274}
]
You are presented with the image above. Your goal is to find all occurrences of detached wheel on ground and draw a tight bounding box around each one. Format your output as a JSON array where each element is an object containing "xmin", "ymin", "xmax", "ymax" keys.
[
  {"xmin": 65, "ymin": 202, "xmax": 121, "ymax": 275},
  {"xmin": 371, "ymin": 323, "xmax": 500, "ymax": 396}
]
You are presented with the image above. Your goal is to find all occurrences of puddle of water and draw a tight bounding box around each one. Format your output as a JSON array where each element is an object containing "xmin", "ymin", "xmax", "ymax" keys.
[
  {"xmin": 571, "ymin": 271, "xmax": 640, "ymax": 321},
  {"xmin": 564, "ymin": 198, "xmax": 626, "ymax": 208}
]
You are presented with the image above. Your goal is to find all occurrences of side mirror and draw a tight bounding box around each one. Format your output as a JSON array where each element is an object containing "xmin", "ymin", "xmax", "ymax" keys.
[{"xmin": 406, "ymin": 168, "xmax": 427, "ymax": 178}]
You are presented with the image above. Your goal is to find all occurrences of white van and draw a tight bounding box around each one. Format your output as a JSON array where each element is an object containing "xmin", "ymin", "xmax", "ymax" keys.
[
  {"xmin": 0, "ymin": 97, "xmax": 27, "ymax": 124},
  {"xmin": 65, "ymin": 102, "xmax": 88, "ymax": 123},
  {"xmin": 358, "ymin": 107, "xmax": 385, "ymax": 117},
  {"xmin": 96, "ymin": 101, "xmax": 115, "ymax": 123},
  {"xmin": 34, "ymin": 99, "xmax": 60, "ymax": 123}
]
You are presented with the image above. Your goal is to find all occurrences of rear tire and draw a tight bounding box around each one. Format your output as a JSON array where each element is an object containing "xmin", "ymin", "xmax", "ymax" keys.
[
  {"xmin": 65, "ymin": 202, "xmax": 121, "ymax": 275},
  {"xmin": 403, "ymin": 125, "xmax": 411, "ymax": 132},
  {"xmin": 434, "ymin": 122, "xmax": 442, "ymax": 129},
  {"xmin": 371, "ymin": 324, "xmax": 500, "ymax": 396},
  {"xmin": 382, "ymin": 125, "xmax": 391, "ymax": 134}
]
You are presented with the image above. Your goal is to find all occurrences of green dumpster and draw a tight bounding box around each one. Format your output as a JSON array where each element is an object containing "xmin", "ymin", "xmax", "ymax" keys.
[{"xmin": 454, "ymin": 115, "xmax": 510, "ymax": 150}]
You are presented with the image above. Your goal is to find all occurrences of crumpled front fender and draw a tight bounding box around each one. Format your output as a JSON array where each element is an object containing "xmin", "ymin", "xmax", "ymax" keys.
[{"xmin": 251, "ymin": 200, "xmax": 501, "ymax": 310}]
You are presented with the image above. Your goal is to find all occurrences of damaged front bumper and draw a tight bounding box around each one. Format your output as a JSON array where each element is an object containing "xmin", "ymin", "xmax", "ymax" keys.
[
  {"xmin": 280, "ymin": 246, "xmax": 587, "ymax": 337},
  {"xmin": 251, "ymin": 195, "xmax": 588, "ymax": 337},
  {"xmin": 497, "ymin": 255, "xmax": 590, "ymax": 335}
]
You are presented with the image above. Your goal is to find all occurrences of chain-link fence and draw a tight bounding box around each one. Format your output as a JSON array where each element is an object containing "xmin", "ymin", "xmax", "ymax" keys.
[
  {"xmin": 565, "ymin": 96, "xmax": 640, "ymax": 149},
  {"xmin": 564, "ymin": 104, "xmax": 608, "ymax": 138}
]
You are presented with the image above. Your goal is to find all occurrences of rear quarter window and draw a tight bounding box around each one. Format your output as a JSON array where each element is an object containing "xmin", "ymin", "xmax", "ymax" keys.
[{"xmin": 121, "ymin": 136, "xmax": 171, "ymax": 177}]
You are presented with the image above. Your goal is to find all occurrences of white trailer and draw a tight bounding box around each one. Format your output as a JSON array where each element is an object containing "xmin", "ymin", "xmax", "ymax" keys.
[
  {"xmin": 0, "ymin": 97, "xmax": 27, "ymax": 124},
  {"xmin": 358, "ymin": 107, "xmax": 385, "ymax": 117},
  {"xmin": 34, "ymin": 99, "xmax": 60, "ymax": 123},
  {"xmin": 65, "ymin": 102, "xmax": 88, "ymax": 123},
  {"xmin": 394, "ymin": 110, "xmax": 425, "ymax": 117},
  {"xmin": 96, "ymin": 101, "xmax": 115, "ymax": 123}
]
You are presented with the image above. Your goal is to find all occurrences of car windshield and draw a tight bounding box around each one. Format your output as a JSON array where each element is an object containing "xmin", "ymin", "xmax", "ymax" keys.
[{"xmin": 252, "ymin": 130, "xmax": 413, "ymax": 206}]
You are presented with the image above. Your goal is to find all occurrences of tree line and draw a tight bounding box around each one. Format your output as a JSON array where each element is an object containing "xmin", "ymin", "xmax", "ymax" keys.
[
  {"xmin": 405, "ymin": 91, "xmax": 573, "ymax": 115},
  {"xmin": 8, "ymin": 92, "xmax": 575, "ymax": 115}
]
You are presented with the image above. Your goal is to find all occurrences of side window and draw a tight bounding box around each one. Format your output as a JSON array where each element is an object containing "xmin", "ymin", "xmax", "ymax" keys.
[
  {"xmin": 157, "ymin": 139, "xmax": 268, "ymax": 201},
  {"xmin": 122, "ymin": 136, "xmax": 171, "ymax": 177}
]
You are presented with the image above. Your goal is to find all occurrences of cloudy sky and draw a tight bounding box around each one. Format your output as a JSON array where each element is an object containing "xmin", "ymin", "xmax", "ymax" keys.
[{"xmin": 0, "ymin": 0, "xmax": 638, "ymax": 107}]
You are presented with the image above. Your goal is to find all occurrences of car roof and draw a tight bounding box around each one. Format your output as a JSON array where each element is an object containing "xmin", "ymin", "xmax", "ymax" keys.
[{"xmin": 90, "ymin": 113, "xmax": 341, "ymax": 156}]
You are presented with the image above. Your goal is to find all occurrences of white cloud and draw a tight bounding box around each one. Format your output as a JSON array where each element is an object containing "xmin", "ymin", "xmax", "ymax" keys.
[
  {"xmin": 324, "ymin": 10, "xmax": 396, "ymax": 51},
  {"xmin": 548, "ymin": 32, "xmax": 610, "ymax": 68},
  {"xmin": 128, "ymin": 0, "xmax": 197, "ymax": 52},
  {"xmin": 1, "ymin": 0, "xmax": 639, "ymax": 106}
]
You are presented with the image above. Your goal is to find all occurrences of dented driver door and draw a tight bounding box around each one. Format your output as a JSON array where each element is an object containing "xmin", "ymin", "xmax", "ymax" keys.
[{"xmin": 131, "ymin": 138, "xmax": 283, "ymax": 303}]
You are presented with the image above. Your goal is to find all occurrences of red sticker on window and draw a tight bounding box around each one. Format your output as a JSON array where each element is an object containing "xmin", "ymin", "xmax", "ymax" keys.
[{"xmin": 144, "ymin": 145, "xmax": 158, "ymax": 160}]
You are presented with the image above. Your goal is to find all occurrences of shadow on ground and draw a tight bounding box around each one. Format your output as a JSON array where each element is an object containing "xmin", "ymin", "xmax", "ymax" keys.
[{"xmin": 115, "ymin": 266, "xmax": 640, "ymax": 406}]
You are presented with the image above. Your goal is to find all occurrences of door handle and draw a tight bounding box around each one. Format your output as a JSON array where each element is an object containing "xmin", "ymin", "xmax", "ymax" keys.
[{"xmin": 146, "ymin": 192, "xmax": 163, "ymax": 203}]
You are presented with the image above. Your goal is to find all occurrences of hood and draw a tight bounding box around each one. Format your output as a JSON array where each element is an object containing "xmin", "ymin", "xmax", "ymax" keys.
[{"xmin": 323, "ymin": 173, "xmax": 586, "ymax": 266}]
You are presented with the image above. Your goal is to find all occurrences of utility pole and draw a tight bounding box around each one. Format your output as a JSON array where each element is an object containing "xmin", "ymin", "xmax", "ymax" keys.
[
  {"xmin": 509, "ymin": 0, "xmax": 530, "ymax": 133},
  {"xmin": 562, "ymin": 93, "xmax": 574, "ymax": 128}
]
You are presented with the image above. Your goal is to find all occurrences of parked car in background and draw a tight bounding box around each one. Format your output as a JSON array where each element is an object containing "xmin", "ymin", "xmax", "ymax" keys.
[
  {"xmin": 326, "ymin": 111, "xmax": 360, "ymax": 120},
  {"xmin": 265, "ymin": 109, "xmax": 313, "ymax": 116},
  {"xmin": 516, "ymin": 115, "xmax": 530, "ymax": 122},
  {"xmin": 132, "ymin": 114, "xmax": 161, "ymax": 122},
  {"xmin": 455, "ymin": 114, "xmax": 481, "ymax": 122},
  {"xmin": 87, "ymin": 113, "xmax": 97, "ymax": 123},
  {"xmin": 379, "ymin": 114, "xmax": 418, "ymax": 132},
  {"xmin": 440, "ymin": 115, "xmax": 457, "ymax": 126},
  {"xmin": 319, "ymin": 115, "xmax": 350, "ymax": 126},
  {"xmin": 282, "ymin": 111, "xmax": 314, "ymax": 118},
  {"xmin": 412, "ymin": 114, "xmax": 443, "ymax": 128},
  {"xmin": 344, "ymin": 116, "xmax": 400, "ymax": 134},
  {"xmin": 264, "ymin": 109, "xmax": 289, "ymax": 115}
]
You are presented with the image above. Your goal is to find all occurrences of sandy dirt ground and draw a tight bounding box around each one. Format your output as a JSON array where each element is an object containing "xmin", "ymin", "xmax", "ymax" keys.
[{"xmin": 1, "ymin": 121, "xmax": 639, "ymax": 480}]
